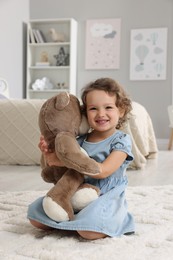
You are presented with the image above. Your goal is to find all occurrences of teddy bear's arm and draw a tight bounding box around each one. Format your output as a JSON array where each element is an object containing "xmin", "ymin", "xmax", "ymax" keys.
[
  {"xmin": 55, "ymin": 132, "xmax": 101, "ymax": 176},
  {"xmin": 40, "ymin": 154, "xmax": 67, "ymax": 184},
  {"xmin": 40, "ymin": 154, "xmax": 47, "ymax": 169}
]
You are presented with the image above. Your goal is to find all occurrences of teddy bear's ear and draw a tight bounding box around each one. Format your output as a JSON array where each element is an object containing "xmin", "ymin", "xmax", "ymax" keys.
[{"xmin": 55, "ymin": 92, "xmax": 70, "ymax": 110}]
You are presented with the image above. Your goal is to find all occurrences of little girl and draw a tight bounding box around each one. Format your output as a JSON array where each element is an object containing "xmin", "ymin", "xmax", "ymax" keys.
[{"xmin": 27, "ymin": 77, "xmax": 135, "ymax": 240}]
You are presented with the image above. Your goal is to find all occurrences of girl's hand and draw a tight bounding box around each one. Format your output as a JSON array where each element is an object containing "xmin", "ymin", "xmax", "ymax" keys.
[
  {"xmin": 38, "ymin": 135, "xmax": 64, "ymax": 167},
  {"xmin": 38, "ymin": 135, "xmax": 50, "ymax": 153}
]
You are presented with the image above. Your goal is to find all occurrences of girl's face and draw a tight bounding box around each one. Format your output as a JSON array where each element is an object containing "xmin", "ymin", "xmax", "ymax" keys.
[{"xmin": 86, "ymin": 90, "xmax": 124, "ymax": 135}]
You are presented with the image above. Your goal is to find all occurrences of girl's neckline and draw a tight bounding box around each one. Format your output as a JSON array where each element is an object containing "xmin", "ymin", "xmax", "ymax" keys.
[{"xmin": 84, "ymin": 130, "xmax": 121, "ymax": 144}]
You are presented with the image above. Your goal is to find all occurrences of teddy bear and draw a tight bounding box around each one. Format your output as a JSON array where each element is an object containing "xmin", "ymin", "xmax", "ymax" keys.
[{"xmin": 38, "ymin": 92, "xmax": 101, "ymax": 222}]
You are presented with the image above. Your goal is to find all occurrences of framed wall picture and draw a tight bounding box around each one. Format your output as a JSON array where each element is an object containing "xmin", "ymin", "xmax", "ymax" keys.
[
  {"xmin": 130, "ymin": 27, "xmax": 168, "ymax": 80},
  {"xmin": 85, "ymin": 18, "xmax": 121, "ymax": 70}
]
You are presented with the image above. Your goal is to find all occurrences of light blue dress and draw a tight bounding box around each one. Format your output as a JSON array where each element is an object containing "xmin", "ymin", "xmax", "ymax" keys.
[{"xmin": 27, "ymin": 131, "xmax": 135, "ymax": 237}]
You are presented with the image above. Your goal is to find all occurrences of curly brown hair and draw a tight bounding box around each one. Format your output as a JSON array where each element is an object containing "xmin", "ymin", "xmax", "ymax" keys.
[{"xmin": 81, "ymin": 78, "xmax": 132, "ymax": 129}]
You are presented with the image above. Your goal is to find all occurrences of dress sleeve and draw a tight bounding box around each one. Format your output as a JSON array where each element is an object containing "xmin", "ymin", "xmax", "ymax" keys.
[
  {"xmin": 76, "ymin": 134, "xmax": 86, "ymax": 147},
  {"xmin": 110, "ymin": 132, "xmax": 134, "ymax": 162}
]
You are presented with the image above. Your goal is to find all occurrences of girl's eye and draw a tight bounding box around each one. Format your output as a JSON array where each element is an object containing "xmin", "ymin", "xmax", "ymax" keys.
[
  {"xmin": 89, "ymin": 107, "xmax": 96, "ymax": 110},
  {"xmin": 106, "ymin": 106, "xmax": 113, "ymax": 109}
]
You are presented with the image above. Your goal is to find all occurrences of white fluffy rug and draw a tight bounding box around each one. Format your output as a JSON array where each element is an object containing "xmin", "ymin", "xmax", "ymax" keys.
[{"xmin": 0, "ymin": 186, "xmax": 173, "ymax": 260}]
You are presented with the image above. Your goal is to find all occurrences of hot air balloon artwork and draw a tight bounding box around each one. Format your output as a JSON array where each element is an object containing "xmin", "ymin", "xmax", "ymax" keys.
[
  {"xmin": 150, "ymin": 32, "xmax": 158, "ymax": 45},
  {"xmin": 130, "ymin": 27, "xmax": 167, "ymax": 80},
  {"xmin": 135, "ymin": 45, "xmax": 149, "ymax": 66}
]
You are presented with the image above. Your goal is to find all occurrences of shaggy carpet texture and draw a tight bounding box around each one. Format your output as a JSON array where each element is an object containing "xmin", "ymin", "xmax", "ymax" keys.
[{"xmin": 0, "ymin": 186, "xmax": 173, "ymax": 260}]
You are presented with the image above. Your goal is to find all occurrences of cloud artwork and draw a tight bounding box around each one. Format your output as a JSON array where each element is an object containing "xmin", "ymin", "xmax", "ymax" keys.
[
  {"xmin": 85, "ymin": 19, "xmax": 121, "ymax": 69},
  {"xmin": 104, "ymin": 31, "xmax": 117, "ymax": 39}
]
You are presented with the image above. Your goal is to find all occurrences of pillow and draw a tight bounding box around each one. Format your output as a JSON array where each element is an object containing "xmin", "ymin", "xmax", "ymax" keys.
[{"xmin": 0, "ymin": 99, "xmax": 45, "ymax": 165}]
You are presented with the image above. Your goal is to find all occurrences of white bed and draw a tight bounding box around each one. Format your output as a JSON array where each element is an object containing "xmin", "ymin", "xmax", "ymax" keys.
[{"xmin": 0, "ymin": 99, "xmax": 158, "ymax": 170}]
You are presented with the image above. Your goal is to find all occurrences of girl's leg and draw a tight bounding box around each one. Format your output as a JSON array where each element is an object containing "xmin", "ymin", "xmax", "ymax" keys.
[
  {"xmin": 29, "ymin": 219, "xmax": 107, "ymax": 240},
  {"xmin": 29, "ymin": 219, "xmax": 53, "ymax": 230},
  {"xmin": 77, "ymin": 230, "xmax": 107, "ymax": 240}
]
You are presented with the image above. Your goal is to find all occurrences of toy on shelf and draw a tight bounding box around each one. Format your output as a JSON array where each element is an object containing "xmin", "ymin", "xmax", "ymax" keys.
[
  {"xmin": 54, "ymin": 47, "xmax": 69, "ymax": 66},
  {"xmin": 56, "ymin": 82, "xmax": 68, "ymax": 89},
  {"xmin": 32, "ymin": 77, "xmax": 54, "ymax": 90},
  {"xmin": 35, "ymin": 51, "xmax": 50, "ymax": 67},
  {"xmin": 49, "ymin": 28, "xmax": 66, "ymax": 42}
]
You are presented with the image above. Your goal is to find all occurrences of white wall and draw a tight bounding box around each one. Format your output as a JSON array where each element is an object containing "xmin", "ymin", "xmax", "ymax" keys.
[{"xmin": 0, "ymin": 0, "xmax": 29, "ymax": 98}]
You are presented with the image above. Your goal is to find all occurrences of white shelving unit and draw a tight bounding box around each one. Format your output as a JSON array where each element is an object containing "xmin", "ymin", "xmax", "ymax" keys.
[{"xmin": 26, "ymin": 18, "xmax": 77, "ymax": 99}]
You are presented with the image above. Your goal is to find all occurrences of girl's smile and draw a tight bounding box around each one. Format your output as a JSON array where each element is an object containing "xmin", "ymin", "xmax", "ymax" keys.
[{"xmin": 95, "ymin": 119, "xmax": 109, "ymax": 125}]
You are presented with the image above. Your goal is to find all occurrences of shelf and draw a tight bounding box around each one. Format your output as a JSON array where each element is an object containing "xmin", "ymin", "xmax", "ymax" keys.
[
  {"xmin": 29, "ymin": 42, "xmax": 70, "ymax": 47},
  {"xmin": 29, "ymin": 18, "xmax": 72, "ymax": 24},
  {"xmin": 26, "ymin": 18, "xmax": 77, "ymax": 99},
  {"xmin": 29, "ymin": 66, "xmax": 70, "ymax": 70},
  {"xmin": 29, "ymin": 89, "xmax": 68, "ymax": 93}
]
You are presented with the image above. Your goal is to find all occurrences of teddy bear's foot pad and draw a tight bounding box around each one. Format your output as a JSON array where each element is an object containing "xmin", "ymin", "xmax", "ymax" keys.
[
  {"xmin": 71, "ymin": 188, "xmax": 98, "ymax": 211},
  {"xmin": 43, "ymin": 196, "xmax": 69, "ymax": 222}
]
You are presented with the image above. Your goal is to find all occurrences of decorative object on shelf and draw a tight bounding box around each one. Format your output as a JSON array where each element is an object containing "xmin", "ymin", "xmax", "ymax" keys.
[
  {"xmin": 41, "ymin": 51, "xmax": 49, "ymax": 62},
  {"xmin": 56, "ymin": 82, "xmax": 68, "ymax": 89},
  {"xmin": 35, "ymin": 62, "xmax": 50, "ymax": 67},
  {"xmin": 49, "ymin": 28, "xmax": 66, "ymax": 42},
  {"xmin": 32, "ymin": 77, "xmax": 54, "ymax": 90},
  {"xmin": 35, "ymin": 51, "xmax": 50, "ymax": 66},
  {"xmin": 54, "ymin": 47, "xmax": 69, "ymax": 66}
]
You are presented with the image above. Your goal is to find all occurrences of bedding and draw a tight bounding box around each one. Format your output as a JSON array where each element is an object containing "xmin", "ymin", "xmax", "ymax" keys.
[
  {"xmin": 0, "ymin": 99, "xmax": 44, "ymax": 165},
  {"xmin": 123, "ymin": 101, "xmax": 158, "ymax": 169},
  {"xmin": 0, "ymin": 99, "xmax": 158, "ymax": 169}
]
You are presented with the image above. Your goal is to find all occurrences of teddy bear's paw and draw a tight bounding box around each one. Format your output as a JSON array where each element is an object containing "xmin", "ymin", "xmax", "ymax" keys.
[
  {"xmin": 71, "ymin": 188, "xmax": 99, "ymax": 211},
  {"xmin": 43, "ymin": 196, "xmax": 70, "ymax": 222}
]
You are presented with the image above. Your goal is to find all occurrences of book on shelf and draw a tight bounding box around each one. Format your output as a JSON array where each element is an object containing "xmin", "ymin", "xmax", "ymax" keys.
[
  {"xmin": 36, "ymin": 30, "xmax": 45, "ymax": 43},
  {"xmin": 31, "ymin": 29, "xmax": 46, "ymax": 43},
  {"xmin": 35, "ymin": 62, "xmax": 50, "ymax": 66},
  {"xmin": 38, "ymin": 30, "xmax": 46, "ymax": 42},
  {"xmin": 32, "ymin": 29, "xmax": 40, "ymax": 43},
  {"xmin": 29, "ymin": 29, "xmax": 36, "ymax": 43}
]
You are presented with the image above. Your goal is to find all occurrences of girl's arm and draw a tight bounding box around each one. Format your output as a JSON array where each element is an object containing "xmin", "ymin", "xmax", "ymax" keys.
[
  {"xmin": 91, "ymin": 150, "xmax": 127, "ymax": 179},
  {"xmin": 39, "ymin": 135, "xmax": 127, "ymax": 178}
]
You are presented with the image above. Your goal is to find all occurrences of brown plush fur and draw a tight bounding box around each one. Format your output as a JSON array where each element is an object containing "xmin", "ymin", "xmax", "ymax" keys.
[{"xmin": 39, "ymin": 92, "xmax": 100, "ymax": 221}]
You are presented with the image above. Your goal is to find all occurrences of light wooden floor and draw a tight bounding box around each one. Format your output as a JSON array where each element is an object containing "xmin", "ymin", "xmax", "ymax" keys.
[
  {"xmin": 127, "ymin": 150, "xmax": 173, "ymax": 186},
  {"xmin": 0, "ymin": 150, "xmax": 172, "ymax": 192}
]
